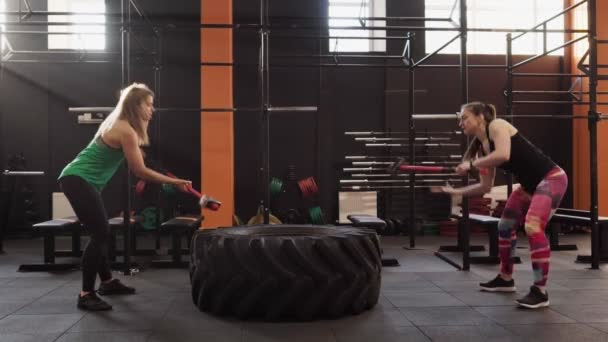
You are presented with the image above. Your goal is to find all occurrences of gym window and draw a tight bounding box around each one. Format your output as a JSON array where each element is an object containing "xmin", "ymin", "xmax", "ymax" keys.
[
  {"xmin": 328, "ymin": 0, "xmax": 386, "ymax": 53},
  {"xmin": 0, "ymin": 0, "xmax": 6, "ymax": 54},
  {"xmin": 425, "ymin": 0, "xmax": 564, "ymax": 55},
  {"xmin": 48, "ymin": 0, "xmax": 106, "ymax": 50}
]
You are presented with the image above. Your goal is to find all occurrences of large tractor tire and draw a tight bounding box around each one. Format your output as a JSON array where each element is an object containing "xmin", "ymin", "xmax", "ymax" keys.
[{"xmin": 189, "ymin": 225, "xmax": 382, "ymax": 321}]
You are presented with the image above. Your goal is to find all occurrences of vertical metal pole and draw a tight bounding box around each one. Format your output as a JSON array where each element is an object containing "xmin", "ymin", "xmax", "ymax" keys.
[
  {"xmin": 460, "ymin": 0, "xmax": 470, "ymax": 271},
  {"xmin": 505, "ymin": 34, "xmax": 513, "ymax": 196},
  {"xmin": 120, "ymin": 0, "xmax": 125, "ymax": 85},
  {"xmin": 0, "ymin": 25, "xmax": 4, "ymax": 252},
  {"xmin": 0, "ymin": 67, "xmax": 3, "ymax": 253},
  {"xmin": 45, "ymin": 0, "xmax": 54, "ymax": 237},
  {"xmin": 258, "ymin": 0, "xmax": 270, "ymax": 224},
  {"xmin": 315, "ymin": 4, "xmax": 322, "ymax": 219},
  {"xmin": 408, "ymin": 39, "xmax": 416, "ymax": 248},
  {"xmin": 155, "ymin": 31, "xmax": 162, "ymax": 99},
  {"xmin": 121, "ymin": 0, "xmax": 133, "ymax": 275},
  {"xmin": 154, "ymin": 30, "xmax": 162, "ymax": 249},
  {"xmin": 264, "ymin": 0, "xmax": 271, "ymax": 224},
  {"xmin": 0, "ymin": 177, "xmax": 6, "ymax": 253},
  {"xmin": 0, "ymin": 177, "xmax": 16, "ymax": 254},
  {"xmin": 542, "ymin": 23, "xmax": 547, "ymax": 54},
  {"xmin": 258, "ymin": 0, "xmax": 264, "ymax": 223},
  {"xmin": 121, "ymin": 0, "xmax": 130, "ymax": 87},
  {"xmin": 587, "ymin": 0, "xmax": 599, "ymax": 269},
  {"xmin": 47, "ymin": 57, "xmax": 53, "ymax": 247}
]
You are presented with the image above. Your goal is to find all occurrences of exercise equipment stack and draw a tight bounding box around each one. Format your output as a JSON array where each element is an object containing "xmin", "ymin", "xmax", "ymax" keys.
[
  {"xmin": 341, "ymin": 133, "xmax": 459, "ymax": 237},
  {"xmin": 254, "ymin": 165, "xmax": 325, "ymax": 226}
]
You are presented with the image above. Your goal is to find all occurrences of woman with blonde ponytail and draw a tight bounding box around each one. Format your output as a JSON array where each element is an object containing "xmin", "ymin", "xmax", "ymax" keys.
[
  {"xmin": 432, "ymin": 101, "xmax": 567, "ymax": 309},
  {"xmin": 58, "ymin": 83, "xmax": 192, "ymax": 311}
]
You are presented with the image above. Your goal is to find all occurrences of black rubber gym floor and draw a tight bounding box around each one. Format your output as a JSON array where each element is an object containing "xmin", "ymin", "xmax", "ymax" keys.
[{"xmin": 0, "ymin": 233, "xmax": 607, "ymax": 341}]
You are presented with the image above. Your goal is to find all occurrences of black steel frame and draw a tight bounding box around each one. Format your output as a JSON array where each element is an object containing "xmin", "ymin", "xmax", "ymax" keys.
[
  {"xmin": 2, "ymin": 0, "xmax": 605, "ymax": 272},
  {"xmin": 335, "ymin": 0, "xmax": 605, "ymax": 271},
  {"xmin": 0, "ymin": 0, "xmax": 159, "ymax": 275},
  {"xmin": 505, "ymin": 0, "xmax": 605, "ymax": 270}
]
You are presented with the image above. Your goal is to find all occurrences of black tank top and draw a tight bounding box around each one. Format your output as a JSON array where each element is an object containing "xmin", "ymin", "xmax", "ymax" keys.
[{"xmin": 485, "ymin": 123, "xmax": 556, "ymax": 193}]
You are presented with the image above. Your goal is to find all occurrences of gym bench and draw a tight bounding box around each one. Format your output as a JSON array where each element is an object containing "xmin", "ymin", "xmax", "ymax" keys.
[
  {"xmin": 151, "ymin": 215, "xmax": 202, "ymax": 268},
  {"xmin": 347, "ymin": 214, "xmax": 400, "ymax": 267},
  {"xmin": 19, "ymin": 214, "xmax": 202, "ymax": 272},
  {"xmin": 546, "ymin": 209, "xmax": 580, "ymax": 251},
  {"xmin": 18, "ymin": 217, "xmax": 82, "ymax": 272},
  {"xmin": 435, "ymin": 213, "xmax": 521, "ymax": 270},
  {"xmin": 18, "ymin": 215, "xmax": 145, "ymax": 272},
  {"xmin": 107, "ymin": 216, "xmax": 157, "ymax": 262},
  {"xmin": 549, "ymin": 209, "xmax": 608, "ymax": 264}
]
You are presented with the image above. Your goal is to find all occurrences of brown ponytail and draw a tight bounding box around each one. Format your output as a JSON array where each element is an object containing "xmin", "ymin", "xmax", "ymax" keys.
[{"xmin": 461, "ymin": 101, "xmax": 497, "ymax": 161}]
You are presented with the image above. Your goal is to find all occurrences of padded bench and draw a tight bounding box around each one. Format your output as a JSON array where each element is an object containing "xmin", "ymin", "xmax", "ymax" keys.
[
  {"xmin": 448, "ymin": 214, "xmax": 521, "ymax": 266},
  {"xmin": 549, "ymin": 209, "xmax": 608, "ymax": 264},
  {"xmin": 435, "ymin": 214, "xmax": 521, "ymax": 269},
  {"xmin": 151, "ymin": 215, "xmax": 202, "ymax": 268},
  {"xmin": 19, "ymin": 215, "xmax": 144, "ymax": 273},
  {"xmin": 18, "ymin": 217, "xmax": 82, "ymax": 272},
  {"xmin": 107, "ymin": 215, "xmax": 157, "ymax": 262},
  {"xmin": 18, "ymin": 214, "xmax": 202, "ymax": 272},
  {"xmin": 347, "ymin": 214, "xmax": 399, "ymax": 267},
  {"xmin": 546, "ymin": 210, "xmax": 581, "ymax": 251}
]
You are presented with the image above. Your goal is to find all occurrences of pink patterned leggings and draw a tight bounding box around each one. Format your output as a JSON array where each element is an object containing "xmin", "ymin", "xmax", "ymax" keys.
[{"xmin": 498, "ymin": 167, "xmax": 568, "ymax": 287}]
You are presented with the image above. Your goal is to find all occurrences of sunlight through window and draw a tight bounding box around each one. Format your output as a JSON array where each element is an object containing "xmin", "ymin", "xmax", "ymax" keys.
[
  {"xmin": 426, "ymin": 0, "xmax": 564, "ymax": 55},
  {"xmin": 329, "ymin": 0, "xmax": 386, "ymax": 53},
  {"xmin": 48, "ymin": 0, "xmax": 105, "ymax": 50}
]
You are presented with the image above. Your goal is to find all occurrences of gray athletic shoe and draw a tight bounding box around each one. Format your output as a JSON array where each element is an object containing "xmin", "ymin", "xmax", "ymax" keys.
[
  {"xmin": 77, "ymin": 293, "xmax": 112, "ymax": 311},
  {"xmin": 479, "ymin": 275, "xmax": 516, "ymax": 292},
  {"xmin": 516, "ymin": 286, "xmax": 549, "ymax": 309}
]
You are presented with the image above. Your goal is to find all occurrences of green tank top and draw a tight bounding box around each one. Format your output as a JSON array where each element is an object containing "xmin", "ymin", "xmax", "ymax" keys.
[{"xmin": 59, "ymin": 136, "xmax": 125, "ymax": 192}]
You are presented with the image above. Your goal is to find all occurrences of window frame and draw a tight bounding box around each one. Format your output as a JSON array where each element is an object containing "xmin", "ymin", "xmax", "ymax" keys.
[
  {"xmin": 0, "ymin": 0, "xmax": 6, "ymax": 54},
  {"xmin": 328, "ymin": 0, "xmax": 386, "ymax": 54},
  {"xmin": 425, "ymin": 0, "xmax": 565, "ymax": 56},
  {"xmin": 47, "ymin": 0, "xmax": 106, "ymax": 51}
]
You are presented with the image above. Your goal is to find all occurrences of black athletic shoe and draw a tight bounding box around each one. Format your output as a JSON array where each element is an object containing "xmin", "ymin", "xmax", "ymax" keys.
[
  {"xmin": 479, "ymin": 275, "xmax": 516, "ymax": 292},
  {"xmin": 97, "ymin": 279, "xmax": 136, "ymax": 296},
  {"xmin": 516, "ymin": 286, "xmax": 549, "ymax": 309},
  {"xmin": 77, "ymin": 293, "xmax": 112, "ymax": 311}
]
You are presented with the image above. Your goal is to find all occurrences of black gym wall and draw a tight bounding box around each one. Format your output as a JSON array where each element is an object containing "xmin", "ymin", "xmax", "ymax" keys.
[
  {"xmin": 0, "ymin": 0, "xmax": 574, "ymax": 230},
  {"xmin": 0, "ymin": 1, "xmax": 201, "ymax": 233},
  {"xmin": 233, "ymin": 0, "xmax": 573, "ymax": 223}
]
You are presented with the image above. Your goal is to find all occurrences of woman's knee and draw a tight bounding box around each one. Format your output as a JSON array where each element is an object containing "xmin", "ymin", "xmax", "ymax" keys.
[
  {"xmin": 524, "ymin": 218, "xmax": 544, "ymax": 236},
  {"xmin": 498, "ymin": 218, "xmax": 517, "ymax": 238}
]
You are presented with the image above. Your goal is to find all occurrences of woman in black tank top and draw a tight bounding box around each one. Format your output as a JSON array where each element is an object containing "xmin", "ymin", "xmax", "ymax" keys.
[{"xmin": 432, "ymin": 101, "xmax": 568, "ymax": 309}]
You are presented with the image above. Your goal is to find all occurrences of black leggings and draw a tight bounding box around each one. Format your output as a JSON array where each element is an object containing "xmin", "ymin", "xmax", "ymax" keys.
[{"xmin": 59, "ymin": 175, "xmax": 112, "ymax": 292}]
